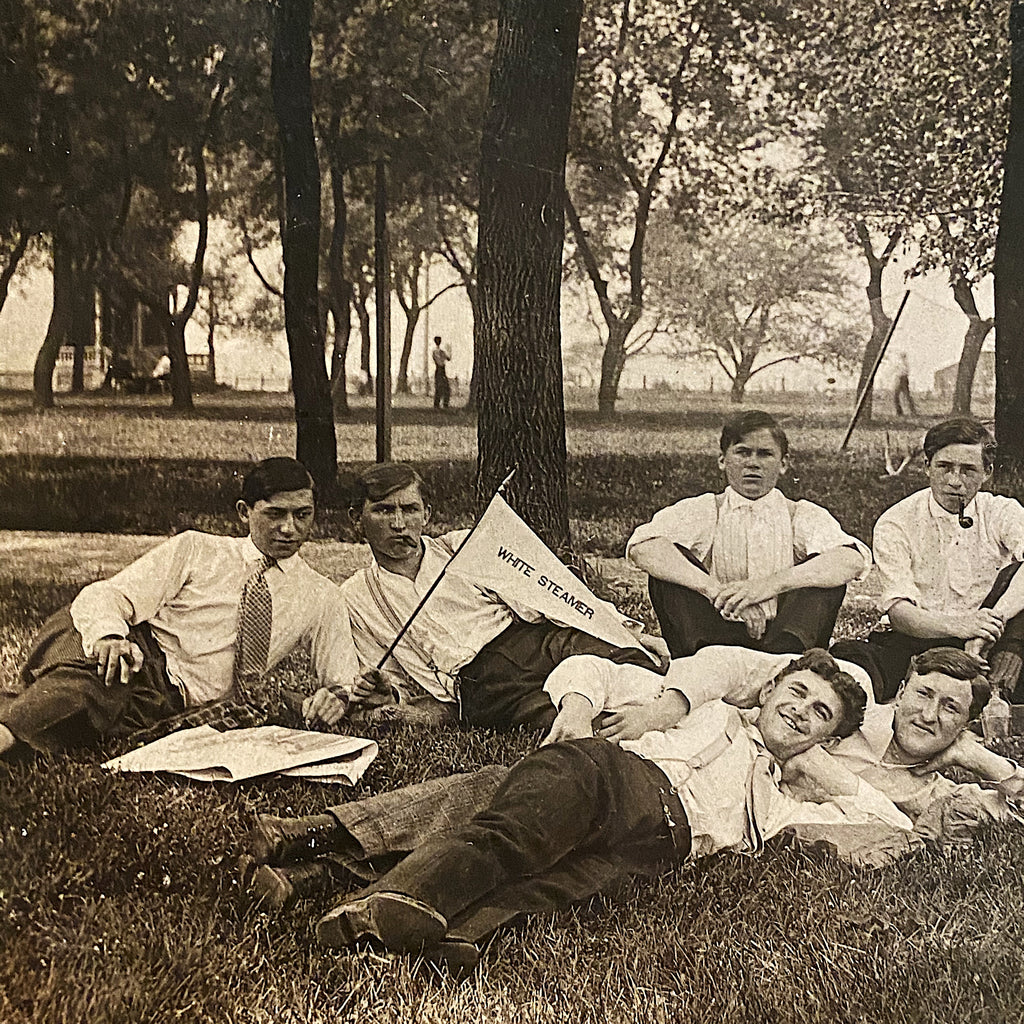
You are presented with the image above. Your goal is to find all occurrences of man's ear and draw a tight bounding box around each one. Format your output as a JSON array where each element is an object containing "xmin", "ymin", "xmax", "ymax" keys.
[
  {"xmin": 347, "ymin": 507, "xmax": 362, "ymax": 528},
  {"xmin": 236, "ymin": 499, "xmax": 251, "ymax": 527},
  {"xmin": 778, "ymin": 453, "xmax": 790, "ymax": 476},
  {"xmin": 423, "ymin": 504, "xmax": 432, "ymax": 526},
  {"xmin": 717, "ymin": 452, "xmax": 726, "ymax": 473},
  {"xmin": 758, "ymin": 676, "xmax": 779, "ymax": 706}
]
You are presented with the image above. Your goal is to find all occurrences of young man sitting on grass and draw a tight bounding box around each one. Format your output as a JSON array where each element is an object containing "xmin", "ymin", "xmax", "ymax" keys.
[
  {"xmin": 627, "ymin": 410, "xmax": 870, "ymax": 658},
  {"xmin": 338, "ymin": 462, "xmax": 663, "ymax": 733},
  {"xmin": 831, "ymin": 417, "xmax": 1024, "ymax": 703},
  {"xmin": 0, "ymin": 457, "xmax": 357, "ymax": 759}
]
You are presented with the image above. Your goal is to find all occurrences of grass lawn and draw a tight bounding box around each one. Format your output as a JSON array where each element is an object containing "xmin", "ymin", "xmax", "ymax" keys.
[{"xmin": 1, "ymin": 391, "xmax": 1022, "ymax": 1023}]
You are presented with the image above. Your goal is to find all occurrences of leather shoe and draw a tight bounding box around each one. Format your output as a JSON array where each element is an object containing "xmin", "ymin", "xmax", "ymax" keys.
[
  {"xmin": 251, "ymin": 813, "xmax": 339, "ymax": 865},
  {"xmin": 316, "ymin": 891, "xmax": 447, "ymax": 952},
  {"xmin": 239, "ymin": 857, "xmax": 336, "ymax": 914}
]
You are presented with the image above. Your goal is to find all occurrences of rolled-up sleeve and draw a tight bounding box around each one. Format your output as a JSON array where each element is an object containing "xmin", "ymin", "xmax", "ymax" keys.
[
  {"xmin": 872, "ymin": 514, "xmax": 920, "ymax": 613},
  {"xmin": 626, "ymin": 493, "xmax": 717, "ymax": 565},
  {"xmin": 793, "ymin": 501, "xmax": 872, "ymax": 581}
]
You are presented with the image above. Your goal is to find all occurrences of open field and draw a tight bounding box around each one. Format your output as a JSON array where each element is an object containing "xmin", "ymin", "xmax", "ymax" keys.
[{"xmin": 1, "ymin": 391, "xmax": 1022, "ymax": 1024}]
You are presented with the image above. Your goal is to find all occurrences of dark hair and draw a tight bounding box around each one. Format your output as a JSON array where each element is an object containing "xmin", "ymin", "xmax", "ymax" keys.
[
  {"xmin": 350, "ymin": 462, "xmax": 429, "ymax": 511},
  {"xmin": 923, "ymin": 417, "xmax": 996, "ymax": 469},
  {"xmin": 719, "ymin": 410, "xmax": 789, "ymax": 458},
  {"xmin": 433, "ymin": 335, "xmax": 442, "ymax": 344},
  {"xmin": 241, "ymin": 457, "xmax": 314, "ymax": 507},
  {"xmin": 776, "ymin": 647, "xmax": 866, "ymax": 738},
  {"xmin": 907, "ymin": 647, "xmax": 990, "ymax": 721}
]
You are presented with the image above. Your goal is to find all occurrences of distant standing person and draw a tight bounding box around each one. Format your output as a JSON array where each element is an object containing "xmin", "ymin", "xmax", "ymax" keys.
[
  {"xmin": 432, "ymin": 336, "xmax": 451, "ymax": 410},
  {"xmin": 893, "ymin": 351, "xmax": 916, "ymax": 417}
]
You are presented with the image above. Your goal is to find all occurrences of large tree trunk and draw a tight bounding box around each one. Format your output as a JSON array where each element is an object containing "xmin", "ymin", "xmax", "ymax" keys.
[
  {"xmin": 852, "ymin": 223, "xmax": 901, "ymax": 424},
  {"xmin": 33, "ymin": 234, "xmax": 74, "ymax": 408},
  {"xmin": 996, "ymin": 0, "xmax": 1024, "ymax": 482},
  {"xmin": 475, "ymin": 0, "xmax": 583, "ymax": 549},
  {"xmin": 951, "ymin": 275, "xmax": 994, "ymax": 415},
  {"xmin": 272, "ymin": 0, "xmax": 337, "ymax": 491}
]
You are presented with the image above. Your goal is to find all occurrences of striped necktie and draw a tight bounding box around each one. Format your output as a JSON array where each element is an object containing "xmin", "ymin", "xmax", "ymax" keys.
[{"xmin": 234, "ymin": 556, "xmax": 276, "ymax": 699}]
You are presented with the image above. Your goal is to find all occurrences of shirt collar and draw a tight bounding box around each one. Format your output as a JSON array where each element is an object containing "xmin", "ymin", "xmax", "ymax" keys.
[
  {"xmin": 241, "ymin": 535, "xmax": 298, "ymax": 572},
  {"xmin": 721, "ymin": 486, "xmax": 786, "ymax": 513}
]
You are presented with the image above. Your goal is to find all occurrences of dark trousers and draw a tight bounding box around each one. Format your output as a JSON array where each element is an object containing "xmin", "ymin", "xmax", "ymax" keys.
[
  {"xmin": 433, "ymin": 368, "xmax": 450, "ymax": 409},
  {"xmin": 358, "ymin": 738, "xmax": 689, "ymax": 943},
  {"xmin": 649, "ymin": 575, "xmax": 847, "ymax": 660},
  {"xmin": 458, "ymin": 619, "xmax": 663, "ymax": 732},
  {"xmin": 3, "ymin": 607, "xmax": 184, "ymax": 754},
  {"xmin": 831, "ymin": 563, "xmax": 1024, "ymax": 703}
]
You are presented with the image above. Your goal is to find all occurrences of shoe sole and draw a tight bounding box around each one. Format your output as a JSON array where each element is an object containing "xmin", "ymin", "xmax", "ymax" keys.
[{"xmin": 316, "ymin": 892, "xmax": 446, "ymax": 952}]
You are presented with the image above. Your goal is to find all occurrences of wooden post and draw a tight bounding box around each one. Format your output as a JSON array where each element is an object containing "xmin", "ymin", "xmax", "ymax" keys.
[{"xmin": 374, "ymin": 157, "xmax": 392, "ymax": 463}]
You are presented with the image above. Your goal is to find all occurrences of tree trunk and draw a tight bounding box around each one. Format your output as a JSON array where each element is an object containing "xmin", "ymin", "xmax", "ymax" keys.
[
  {"xmin": 475, "ymin": 0, "xmax": 583, "ymax": 549},
  {"xmin": 33, "ymin": 235, "xmax": 74, "ymax": 408},
  {"xmin": 396, "ymin": 308, "xmax": 419, "ymax": 394},
  {"xmin": 69, "ymin": 258, "xmax": 95, "ymax": 393},
  {"xmin": 206, "ymin": 291, "xmax": 218, "ymax": 385},
  {"xmin": 272, "ymin": 0, "xmax": 337, "ymax": 492},
  {"xmin": 730, "ymin": 349, "xmax": 759, "ymax": 403},
  {"xmin": 597, "ymin": 322, "xmax": 628, "ymax": 415},
  {"xmin": 166, "ymin": 317, "xmax": 193, "ymax": 407},
  {"xmin": 325, "ymin": 144, "xmax": 350, "ymax": 416},
  {"xmin": 355, "ymin": 285, "xmax": 373, "ymax": 394},
  {"xmin": 0, "ymin": 228, "xmax": 30, "ymax": 317},
  {"xmin": 995, "ymin": 0, "xmax": 1024, "ymax": 482},
  {"xmin": 852, "ymin": 223, "xmax": 900, "ymax": 425},
  {"xmin": 950, "ymin": 275, "xmax": 993, "ymax": 415}
]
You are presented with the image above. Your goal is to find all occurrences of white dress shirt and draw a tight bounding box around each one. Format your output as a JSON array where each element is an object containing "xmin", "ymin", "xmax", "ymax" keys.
[
  {"xmin": 542, "ymin": 655, "xmax": 907, "ymax": 859},
  {"xmin": 627, "ymin": 487, "xmax": 870, "ymax": 620},
  {"xmin": 341, "ymin": 531, "xmax": 546, "ymax": 704},
  {"xmin": 873, "ymin": 489, "xmax": 1024, "ymax": 617},
  {"xmin": 70, "ymin": 531, "xmax": 358, "ymax": 706}
]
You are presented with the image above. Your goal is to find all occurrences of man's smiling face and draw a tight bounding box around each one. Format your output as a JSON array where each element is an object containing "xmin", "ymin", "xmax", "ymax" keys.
[
  {"xmin": 756, "ymin": 669, "xmax": 844, "ymax": 762},
  {"xmin": 891, "ymin": 671, "xmax": 973, "ymax": 762}
]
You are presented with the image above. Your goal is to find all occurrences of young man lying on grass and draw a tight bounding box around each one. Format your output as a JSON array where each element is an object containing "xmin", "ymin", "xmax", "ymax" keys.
[
  {"xmin": 0, "ymin": 458, "xmax": 357, "ymax": 760},
  {"xmin": 243, "ymin": 649, "xmax": 912, "ymax": 975},
  {"xmin": 242, "ymin": 646, "xmax": 1024, "ymax": 977}
]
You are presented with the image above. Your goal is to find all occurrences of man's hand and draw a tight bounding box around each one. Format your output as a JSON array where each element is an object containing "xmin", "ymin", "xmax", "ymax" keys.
[
  {"xmin": 349, "ymin": 669, "xmax": 391, "ymax": 705},
  {"xmin": 989, "ymin": 649, "xmax": 1023, "ymax": 691},
  {"xmin": 738, "ymin": 604, "xmax": 768, "ymax": 640},
  {"xmin": 638, "ymin": 633, "xmax": 670, "ymax": 669},
  {"xmin": 302, "ymin": 686, "xmax": 349, "ymax": 728},
  {"xmin": 949, "ymin": 609, "xmax": 1005, "ymax": 645},
  {"xmin": 596, "ymin": 690, "xmax": 690, "ymax": 743},
  {"xmin": 93, "ymin": 637, "xmax": 144, "ymax": 686},
  {"xmin": 541, "ymin": 693, "xmax": 594, "ymax": 747},
  {"xmin": 913, "ymin": 729, "xmax": 990, "ymax": 778},
  {"xmin": 714, "ymin": 577, "xmax": 780, "ymax": 619}
]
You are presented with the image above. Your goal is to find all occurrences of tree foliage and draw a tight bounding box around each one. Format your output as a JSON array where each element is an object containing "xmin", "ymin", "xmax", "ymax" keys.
[{"xmin": 647, "ymin": 213, "xmax": 861, "ymax": 401}]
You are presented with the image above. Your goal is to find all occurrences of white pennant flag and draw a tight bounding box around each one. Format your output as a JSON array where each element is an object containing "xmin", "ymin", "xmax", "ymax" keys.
[{"xmin": 446, "ymin": 493, "xmax": 645, "ymax": 652}]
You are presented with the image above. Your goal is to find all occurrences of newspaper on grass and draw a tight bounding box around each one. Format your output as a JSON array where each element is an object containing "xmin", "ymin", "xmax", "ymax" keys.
[{"xmin": 103, "ymin": 725, "xmax": 378, "ymax": 784}]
